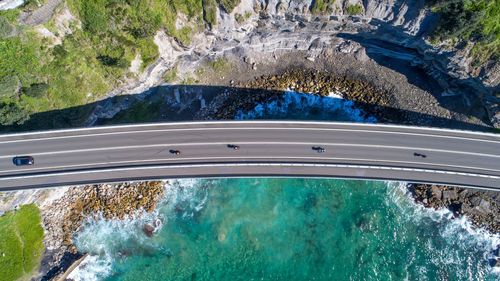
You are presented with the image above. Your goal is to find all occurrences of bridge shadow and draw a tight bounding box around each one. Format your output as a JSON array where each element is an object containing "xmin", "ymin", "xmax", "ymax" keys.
[
  {"xmin": 337, "ymin": 23, "xmax": 499, "ymax": 122},
  {"xmin": 0, "ymin": 84, "xmax": 494, "ymax": 134}
]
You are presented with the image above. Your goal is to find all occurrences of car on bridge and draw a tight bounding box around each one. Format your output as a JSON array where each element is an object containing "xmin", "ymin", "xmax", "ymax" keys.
[
  {"xmin": 312, "ymin": 146, "xmax": 325, "ymax": 153},
  {"xmin": 169, "ymin": 150, "xmax": 181, "ymax": 156},
  {"xmin": 227, "ymin": 144, "xmax": 240, "ymax": 150},
  {"xmin": 13, "ymin": 156, "xmax": 34, "ymax": 166}
]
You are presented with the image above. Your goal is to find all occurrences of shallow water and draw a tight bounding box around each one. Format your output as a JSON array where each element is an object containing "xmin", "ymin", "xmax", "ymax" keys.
[{"xmin": 70, "ymin": 178, "xmax": 499, "ymax": 281}]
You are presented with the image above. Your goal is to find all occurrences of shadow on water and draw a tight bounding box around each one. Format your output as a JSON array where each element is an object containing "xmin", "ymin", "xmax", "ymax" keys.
[
  {"xmin": 337, "ymin": 27, "xmax": 499, "ymax": 122},
  {"xmin": 0, "ymin": 84, "xmax": 494, "ymax": 134}
]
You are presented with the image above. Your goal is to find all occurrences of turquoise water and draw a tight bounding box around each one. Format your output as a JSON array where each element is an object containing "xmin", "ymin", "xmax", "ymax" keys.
[{"xmin": 70, "ymin": 179, "xmax": 499, "ymax": 281}]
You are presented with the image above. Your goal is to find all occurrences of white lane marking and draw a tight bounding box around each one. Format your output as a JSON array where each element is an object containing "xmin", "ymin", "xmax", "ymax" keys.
[
  {"xmin": 0, "ymin": 120, "xmax": 497, "ymax": 138},
  {"xmin": 0, "ymin": 126, "xmax": 498, "ymax": 145},
  {"xmin": 1, "ymin": 141, "xmax": 499, "ymax": 159},
  {"xmin": 1, "ymin": 155, "xmax": 499, "ymax": 176},
  {"xmin": 0, "ymin": 163, "xmax": 498, "ymax": 181}
]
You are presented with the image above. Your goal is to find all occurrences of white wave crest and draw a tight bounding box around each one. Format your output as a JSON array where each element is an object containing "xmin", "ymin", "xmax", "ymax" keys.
[
  {"xmin": 385, "ymin": 181, "xmax": 500, "ymax": 278},
  {"xmin": 67, "ymin": 254, "xmax": 112, "ymax": 281}
]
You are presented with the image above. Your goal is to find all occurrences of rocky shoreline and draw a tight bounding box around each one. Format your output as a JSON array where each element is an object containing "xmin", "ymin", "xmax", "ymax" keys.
[
  {"xmin": 408, "ymin": 183, "xmax": 500, "ymax": 266},
  {"xmin": 34, "ymin": 181, "xmax": 165, "ymax": 281},
  {"xmin": 409, "ymin": 184, "xmax": 500, "ymax": 234}
]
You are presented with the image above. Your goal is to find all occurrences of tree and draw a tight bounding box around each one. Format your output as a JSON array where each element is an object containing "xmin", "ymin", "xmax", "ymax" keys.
[
  {"xmin": 0, "ymin": 102, "xmax": 30, "ymax": 126},
  {"xmin": 22, "ymin": 83, "xmax": 49, "ymax": 98}
]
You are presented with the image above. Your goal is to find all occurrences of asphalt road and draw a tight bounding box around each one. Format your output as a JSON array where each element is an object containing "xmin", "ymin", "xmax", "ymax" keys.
[{"xmin": 0, "ymin": 121, "xmax": 499, "ymax": 191}]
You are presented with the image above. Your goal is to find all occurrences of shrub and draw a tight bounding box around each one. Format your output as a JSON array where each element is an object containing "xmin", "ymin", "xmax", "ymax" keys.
[
  {"xmin": 0, "ymin": 37, "xmax": 40, "ymax": 84},
  {"xmin": 347, "ymin": 4, "xmax": 363, "ymax": 15},
  {"xmin": 217, "ymin": 0, "xmax": 240, "ymax": 13},
  {"xmin": 235, "ymin": 13, "xmax": 243, "ymax": 23},
  {"xmin": 22, "ymin": 83, "xmax": 49, "ymax": 98},
  {"xmin": 0, "ymin": 102, "xmax": 30, "ymax": 126},
  {"xmin": 0, "ymin": 75, "xmax": 20, "ymax": 98},
  {"xmin": 80, "ymin": 0, "xmax": 108, "ymax": 34},
  {"xmin": 203, "ymin": 0, "xmax": 217, "ymax": 27},
  {"xmin": 311, "ymin": 0, "xmax": 335, "ymax": 14},
  {"xmin": 52, "ymin": 45, "xmax": 68, "ymax": 58}
]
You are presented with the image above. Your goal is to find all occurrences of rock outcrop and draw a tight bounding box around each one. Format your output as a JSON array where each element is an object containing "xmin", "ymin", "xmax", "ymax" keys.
[{"xmin": 409, "ymin": 183, "xmax": 500, "ymax": 234}]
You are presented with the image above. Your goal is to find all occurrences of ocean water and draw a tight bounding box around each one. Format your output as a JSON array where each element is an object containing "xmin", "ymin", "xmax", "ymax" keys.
[{"xmin": 69, "ymin": 179, "xmax": 500, "ymax": 281}]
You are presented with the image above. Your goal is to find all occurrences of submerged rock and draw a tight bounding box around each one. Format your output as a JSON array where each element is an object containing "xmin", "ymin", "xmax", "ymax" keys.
[{"xmin": 143, "ymin": 224, "xmax": 155, "ymax": 237}]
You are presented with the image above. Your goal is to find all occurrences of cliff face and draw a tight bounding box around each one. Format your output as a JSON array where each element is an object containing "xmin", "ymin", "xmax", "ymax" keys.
[{"xmin": 218, "ymin": 0, "xmax": 499, "ymax": 126}]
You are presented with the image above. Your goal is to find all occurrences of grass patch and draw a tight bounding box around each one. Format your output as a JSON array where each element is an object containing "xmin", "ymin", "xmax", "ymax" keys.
[
  {"xmin": 0, "ymin": 204, "xmax": 44, "ymax": 281},
  {"xmin": 180, "ymin": 76, "xmax": 197, "ymax": 85},
  {"xmin": 310, "ymin": 0, "xmax": 335, "ymax": 14},
  {"xmin": 205, "ymin": 57, "xmax": 231, "ymax": 72},
  {"xmin": 163, "ymin": 67, "xmax": 178, "ymax": 83},
  {"xmin": 347, "ymin": 4, "xmax": 363, "ymax": 15}
]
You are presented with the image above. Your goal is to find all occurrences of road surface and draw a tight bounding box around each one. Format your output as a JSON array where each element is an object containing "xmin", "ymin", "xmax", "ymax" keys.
[{"xmin": 0, "ymin": 121, "xmax": 499, "ymax": 191}]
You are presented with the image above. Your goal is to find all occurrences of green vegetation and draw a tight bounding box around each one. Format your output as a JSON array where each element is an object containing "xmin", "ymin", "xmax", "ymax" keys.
[
  {"xmin": 0, "ymin": 75, "xmax": 20, "ymax": 98},
  {"xmin": 217, "ymin": 0, "xmax": 240, "ymax": 13},
  {"xmin": 235, "ymin": 11, "xmax": 252, "ymax": 24},
  {"xmin": 0, "ymin": 204, "xmax": 44, "ymax": 281},
  {"xmin": 430, "ymin": 0, "xmax": 500, "ymax": 64},
  {"xmin": 311, "ymin": 0, "xmax": 335, "ymax": 14},
  {"xmin": 0, "ymin": 102, "xmax": 30, "ymax": 126},
  {"xmin": 0, "ymin": 16, "xmax": 13, "ymax": 38},
  {"xmin": 0, "ymin": 0, "xmax": 243, "ymax": 131},
  {"xmin": 205, "ymin": 57, "xmax": 231, "ymax": 72},
  {"xmin": 202, "ymin": 0, "xmax": 218, "ymax": 28},
  {"xmin": 163, "ymin": 67, "xmax": 178, "ymax": 83},
  {"xmin": 235, "ymin": 13, "xmax": 244, "ymax": 23},
  {"xmin": 347, "ymin": 4, "xmax": 363, "ymax": 15}
]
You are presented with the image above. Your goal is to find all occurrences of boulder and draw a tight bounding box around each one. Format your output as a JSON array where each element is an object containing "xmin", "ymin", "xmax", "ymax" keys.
[
  {"xmin": 143, "ymin": 224, "xmax": 154, "ymax": 237},
  {"xmin": 442, "ymin": 189, "xmax": 457, "ymax": 201},
  {"xmin": 431, "ymin": 185, "xmax": 442, "ymax": 200},
  {"xmin": 478, "ymin": 199, "xmax": 492, "ymax": 213}
]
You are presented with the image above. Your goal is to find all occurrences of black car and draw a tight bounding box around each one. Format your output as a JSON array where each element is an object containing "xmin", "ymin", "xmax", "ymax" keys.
[
  {"xmin": 13, "ymin": 156, "xmax": 34, "ymax": 166},
  {"xmin": 169, "ymin": 150, "xmax": 181, "ymax": 155},
  {"xmin": 227, "ymin": 144, "xmax": 240, "ymax": 150},
  {"xmin": 312, "ymin": 146, "xmax": 325, "ymax": 153}
]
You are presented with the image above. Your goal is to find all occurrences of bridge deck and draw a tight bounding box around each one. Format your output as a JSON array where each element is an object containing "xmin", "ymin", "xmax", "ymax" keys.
[{"xmin": 0, "ymin": 121, "xmax": 498, "ymax": 191}]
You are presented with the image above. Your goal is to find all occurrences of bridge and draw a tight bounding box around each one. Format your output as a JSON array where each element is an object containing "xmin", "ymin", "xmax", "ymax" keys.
[{"xmin": 0, "ymin": 121, "xmax": 499, "ymax": 191}]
